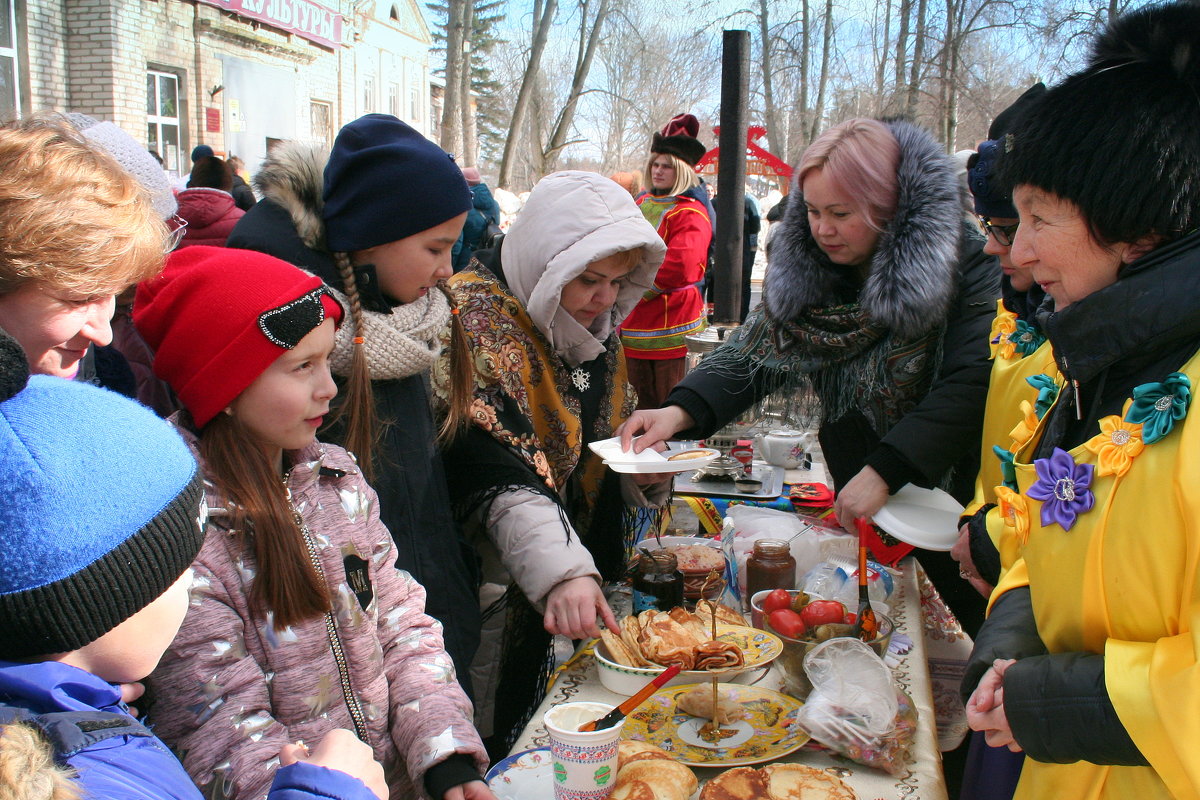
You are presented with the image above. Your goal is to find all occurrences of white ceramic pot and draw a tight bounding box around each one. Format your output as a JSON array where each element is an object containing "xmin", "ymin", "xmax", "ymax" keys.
[{"xmin": 753, "ymin": 429, "xmax": 812, "ymax": 469}]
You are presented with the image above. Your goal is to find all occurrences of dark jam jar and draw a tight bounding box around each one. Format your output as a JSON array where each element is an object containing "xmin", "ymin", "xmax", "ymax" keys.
[
  {"xmin": 632, "ymin": 550, "xmax": 685, "ymax": 613},
  {"xmin": 746, "ymin": 539, "xmax": 796, "ymax": 597}
]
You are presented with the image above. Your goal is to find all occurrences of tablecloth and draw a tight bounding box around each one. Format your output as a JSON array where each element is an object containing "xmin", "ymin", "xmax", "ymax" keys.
[{"xmin": 511, "ymin": 557, "xmax": 950, "ymax": 800}]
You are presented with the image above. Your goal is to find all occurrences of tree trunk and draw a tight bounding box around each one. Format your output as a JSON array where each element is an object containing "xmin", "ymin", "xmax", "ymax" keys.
[
  {"xmin": 440, "ymin": 0, "xmax": 466, "ymax": 155},
  {"xmin": 798, "ymin": 0, "xmax": 810, "ymax": 148},
  {"xmin": 497, "ymin": 0, "xmax": 558, "ymax": 189},
  {"xmin": 543, "ymin": 0, "xmax": 611, "ymax": 172},
  {"xmin": 876, "ymin": 0, "xmax": 892, "ymax": 109},
  {"xmin": 905, "ymin": 0, "xmax": 927, "ymax": 118},
  {"xmin": 810, "ymin": 0, "xmax": 833, "ymax": 142},
  {"xmin": 894, "ymin": 0, "xmax": 910, "ymax": 97},
  {"xmin": 459, "ymin": 1, "xmax": 476, "ymax": 165},
  {"xmin": 759, "ymin": 0, "xmax": 782, "ymax": 153}
]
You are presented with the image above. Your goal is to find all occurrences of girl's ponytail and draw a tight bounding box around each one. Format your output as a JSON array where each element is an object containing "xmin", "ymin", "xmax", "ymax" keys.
[
  {"xmin": 436, "ymin": 283, "xmax": 475, "ymax": 442},
  {"xmin": 200, "ymin": 414, "xmax": 330, "ymax": 630},
  {"xmin": 333, "ymin": 251, "xmax": 380, "ymax": 482}
]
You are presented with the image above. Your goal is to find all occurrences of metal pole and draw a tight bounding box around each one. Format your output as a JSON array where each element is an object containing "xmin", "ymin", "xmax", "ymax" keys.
[{"xmin": 712, "ymin": 29, "xmax": 750, "ymax": 324}]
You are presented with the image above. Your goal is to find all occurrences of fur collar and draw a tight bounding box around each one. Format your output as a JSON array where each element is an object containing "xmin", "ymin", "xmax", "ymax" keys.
[
  {"xmin": 765, "ymin": 119, "xmax": 962, "ymax": 339},
  {"xmin": 252, "ymin": 141, "xmax": 329, "ymax": 252}
]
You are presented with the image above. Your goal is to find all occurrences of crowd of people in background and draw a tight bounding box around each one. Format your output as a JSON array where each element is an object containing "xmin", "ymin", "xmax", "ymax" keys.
[{"xmin": 1, "ymin": 4, "xmax": 1199, "ymax": 800}]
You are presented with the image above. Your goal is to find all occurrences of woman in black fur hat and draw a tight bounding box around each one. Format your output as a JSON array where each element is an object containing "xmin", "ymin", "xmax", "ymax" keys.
[
  {"xmin": 957, "ymin": 3, "xmax": 1200, "ymax": 798},
  {"xmin": 621, "ymin": 116, "xmax": 999, "ymax": 631}
]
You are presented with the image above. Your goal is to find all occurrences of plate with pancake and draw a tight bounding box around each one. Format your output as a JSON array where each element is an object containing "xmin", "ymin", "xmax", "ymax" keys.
[
  {"xmin": 699, "ymin": 763, "xmax": 857, "ymax": 800},
  {"xmin": 588, "ymin": 437, "xmax": 721, "ymax": 474},
  {"xmin": 622, "ymin": 683, "xmax": 809, "ymax": 767}
]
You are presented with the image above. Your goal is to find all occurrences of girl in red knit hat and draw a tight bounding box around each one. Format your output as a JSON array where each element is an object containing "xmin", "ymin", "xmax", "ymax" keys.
[{"xmin": 134, "ymin": 246, "xmax": 494, "ymax": 800}]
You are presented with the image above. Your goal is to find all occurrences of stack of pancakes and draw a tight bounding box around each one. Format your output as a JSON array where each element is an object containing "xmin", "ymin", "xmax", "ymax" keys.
[
  {"xmin": 601, "ymin": 603, "xmax": 746, "ymax": 670},
  {"xmin": 611, "ymin": 740, "xmax": 698, "ymax": 800},
  {"xmin": 699, "ymin": 764, "xmax": 857, "ymax": 799}
]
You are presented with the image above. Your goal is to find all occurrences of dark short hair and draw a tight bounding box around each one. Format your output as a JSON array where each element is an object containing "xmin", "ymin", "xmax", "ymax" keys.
[
  {"xmin": 188, "ymin": 156, "xmax": 233, "ymax": 192},
  {"xmin": 997, "ymin": 3, "xmax": 1200, "ymax": 246}
]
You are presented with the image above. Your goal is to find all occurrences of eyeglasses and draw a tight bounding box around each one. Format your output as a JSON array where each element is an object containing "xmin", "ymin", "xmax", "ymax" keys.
[
  {"xmin": 165, "ymin": 214, "xmax": 189, "ymax": 252},
  {"xmin": 978, "ymin": 216, "xmax": 1019, "ymax": 247}
]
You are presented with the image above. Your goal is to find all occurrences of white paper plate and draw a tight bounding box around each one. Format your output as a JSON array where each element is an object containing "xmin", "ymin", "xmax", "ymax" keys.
[
  {"xmin": 588, "ymin": 437, "xmax": 719, "ymax": 474},
  {"xmin": 872, "ymin": 484, "xmax": 965, "ymax": 551}
]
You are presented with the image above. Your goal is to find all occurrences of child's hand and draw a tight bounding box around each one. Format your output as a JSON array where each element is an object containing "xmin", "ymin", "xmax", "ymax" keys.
[
  {"xmin": 279, "ymin": 729, "xmax": 387, "ymax": 800},
  {"xmin": 443, "ymin": 780, "xmax": 497, "ymax": 800},
  {"xmin": 119, "ymin": 681, "xmax": 145, "ymax": 717}
]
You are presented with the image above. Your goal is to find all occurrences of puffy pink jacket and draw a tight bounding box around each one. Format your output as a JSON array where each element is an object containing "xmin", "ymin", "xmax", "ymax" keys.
[
  {"xmin": 149, "ymin": 436, "xmax": 487, "ymax": 800},
  {"xmin": 176, "ymin": 187, "xmax": 245, "ymax": 247}
]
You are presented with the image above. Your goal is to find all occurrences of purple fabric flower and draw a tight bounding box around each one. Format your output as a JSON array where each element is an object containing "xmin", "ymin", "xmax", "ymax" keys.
[{"xmin": 1027, "ymin": 447, "xmax": 1095, "ymax": 531}]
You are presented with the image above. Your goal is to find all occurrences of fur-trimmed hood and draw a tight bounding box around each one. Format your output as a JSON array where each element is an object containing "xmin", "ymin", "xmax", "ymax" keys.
[
  {"xmin": 765, "ymin": 119, "xmax": 962, "ymax": 339},
  {"xmin": 251, "ymin": 141, "xmax": 328, "ymax": 252}
]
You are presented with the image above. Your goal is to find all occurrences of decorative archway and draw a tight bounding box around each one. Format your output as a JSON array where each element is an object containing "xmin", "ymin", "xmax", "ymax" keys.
[{"xmin": 696, "ymin": 125, "xmax": 793, "ymax": 194}]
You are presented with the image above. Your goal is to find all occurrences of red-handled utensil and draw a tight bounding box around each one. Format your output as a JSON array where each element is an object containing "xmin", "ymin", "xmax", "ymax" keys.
[
  {"xmin": 578, "ymin": 664, "xmax": 682, "ymax": 732},
  {"xmin": 852, "ymin": 518, "xmax": 880, "ymax": 643}
]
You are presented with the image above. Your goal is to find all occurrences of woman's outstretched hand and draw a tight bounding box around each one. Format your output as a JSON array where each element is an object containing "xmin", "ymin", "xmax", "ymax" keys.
[
  {"xmin": 832, "ymin": 465, "xmax": 890, "ymax": 533},
  {"xmin": 616, "ymin": 406, "xmax": 694, "ymax": 453},
  {"xmin": 544, "ymin": 576, "xmax": 618, "ymax": 639}
]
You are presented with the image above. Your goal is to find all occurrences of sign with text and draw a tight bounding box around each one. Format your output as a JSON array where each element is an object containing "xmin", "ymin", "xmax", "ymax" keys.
[{"xmin": 195, "ymin": 0, "xmax": 343, "ymax": 50}]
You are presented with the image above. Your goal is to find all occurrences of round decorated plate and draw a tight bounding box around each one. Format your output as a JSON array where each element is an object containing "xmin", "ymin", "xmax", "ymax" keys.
[
  {"xmin": 622, "ymin": 683, "xmax": 809, "ymax": 766},
  {"xmin": 716, "ymin": 625, "xmax": 784, "ymax": 668},
  {"xmin": 485, "ymin": 747, "xmax": 553, "ymax": 799}
]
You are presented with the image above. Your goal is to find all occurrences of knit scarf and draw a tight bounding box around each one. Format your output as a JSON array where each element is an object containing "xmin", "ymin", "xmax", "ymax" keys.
[
  {"xmin": 326, "ymin": 286, "xmax": 450, "ymax": 380},
  {"xmin": 702, "ymin": 298, "xmax": 942, "ymax": 436}
]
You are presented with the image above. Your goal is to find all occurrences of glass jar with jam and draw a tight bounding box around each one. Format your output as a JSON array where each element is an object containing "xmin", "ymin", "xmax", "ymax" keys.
[
  {"xmin": 632, "ymin": 550, "xmax": 685, "ymax": 613},
  {"xmin": 746, "ymin": 539, "xmax": 797, "ymax": 598}
]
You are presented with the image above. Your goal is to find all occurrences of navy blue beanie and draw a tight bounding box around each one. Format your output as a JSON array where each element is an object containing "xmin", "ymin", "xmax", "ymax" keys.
[
  {"xmin": 322, "ymin": 114, "xmax": 472, "ymax": 253},
  {"xmin": 967, "ymin": 139, "xmax": 1015, "ymax": 218},
  {"xmin": 191, "ymin": 144, "xmax": 214, "ymax": 162},
  {"xmin": 0, "ymin": 375, "xmax": 205, "ymax": 658}
]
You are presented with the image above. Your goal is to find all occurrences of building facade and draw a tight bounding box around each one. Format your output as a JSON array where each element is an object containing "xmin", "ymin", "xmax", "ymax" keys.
[{"xmin": 4, "ymin": 0, "xmax": 436, "ymax": 180}]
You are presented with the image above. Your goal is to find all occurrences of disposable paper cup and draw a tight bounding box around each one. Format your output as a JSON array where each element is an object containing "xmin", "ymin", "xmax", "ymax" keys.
[{"xmin": 543, "ymin": 701, "xmax": 624, "ymax": 800}]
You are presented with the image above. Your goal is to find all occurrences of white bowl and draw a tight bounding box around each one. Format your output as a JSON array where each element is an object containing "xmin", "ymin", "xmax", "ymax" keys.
[{"xmin": 593, "ymin": 624, "xmax": 782, "ymax": 696}]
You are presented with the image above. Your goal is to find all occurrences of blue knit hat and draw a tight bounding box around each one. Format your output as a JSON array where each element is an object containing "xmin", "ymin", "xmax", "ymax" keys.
[
  {"xmin": 966, "ymin": 139, "xmax": 1014, "ymax": 218},
  {"xmin": 0, "ymin": 361, "xmax": 205, "ymax": 658},
  {"xmin": 322, "ymin": 114, "xmax": 472, "ymax": 253},
  {"xmin": 191, "ymin": 144, "xmax": 214, "ymax": 162}
]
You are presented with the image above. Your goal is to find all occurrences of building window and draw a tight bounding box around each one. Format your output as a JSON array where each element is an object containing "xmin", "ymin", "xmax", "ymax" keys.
[
  {"xmin": 389, "ymin": 82, "xmax": 401, "ymax": 119},
  {"xmin": 147, "ymin": 70, "xmax": 182, "ymax": 179},
  {"xmin": 310, "ymin": 101, "xmax": 332, "ymax": 149},
  {"xmin": 0, "ymin": 0, "xmax": 19, "ymax": 119},
  {"xmin": 409, "ymin": 86, "xmax": 421, "ymax": 125},
  {"xmin": 362, "ymin": 75, "xmax": 376, "ymax": 113}
]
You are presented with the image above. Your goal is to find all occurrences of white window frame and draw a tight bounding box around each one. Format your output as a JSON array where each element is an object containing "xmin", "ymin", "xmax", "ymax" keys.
[
  {"xmin": 0, "ymin": 0, "xmax": 20, "ymax": 119},
  {"xmin": 147, "ymin": 70, "xmax": 183, "ymax": 178}
]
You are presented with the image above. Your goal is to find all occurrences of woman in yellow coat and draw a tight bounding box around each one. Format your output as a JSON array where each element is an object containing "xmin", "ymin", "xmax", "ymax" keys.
[{"xmin": 961, "ymin": 4, "xmax": 1200, "ymax": 798}]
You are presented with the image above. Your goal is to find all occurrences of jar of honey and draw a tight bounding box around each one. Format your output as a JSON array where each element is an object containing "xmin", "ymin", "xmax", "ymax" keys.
[
  {"xmin": 632, "ymin": 550, "xmax": 685, "ymax": 613},
  {"xmin": 746, "ymin": 539, "xmax": 796, "ymax": 597}
]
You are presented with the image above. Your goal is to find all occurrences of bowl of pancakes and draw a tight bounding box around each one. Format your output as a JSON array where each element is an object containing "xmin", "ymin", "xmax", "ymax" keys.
[{"xmin": 596, "ymin": 603, "xmax": 783, "ymax": 696}]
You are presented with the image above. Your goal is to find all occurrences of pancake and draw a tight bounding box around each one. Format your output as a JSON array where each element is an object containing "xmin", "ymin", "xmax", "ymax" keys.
[
  {"xmin": 760, "ymin": 763, "xmax": 857, "ymax": 800},
  {"xmin": 612, "ymin": 757, "xmax": 698, "ymax": 800},
  {"xmin": 699, "ymin": 766, "xmax": 770, "ymax": 800}
]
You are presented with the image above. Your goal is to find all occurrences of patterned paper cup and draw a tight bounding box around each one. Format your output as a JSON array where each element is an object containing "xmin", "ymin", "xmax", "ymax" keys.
[{"xmin": 543, "ymin": 701, "xmax": 625, "ymax": 800}]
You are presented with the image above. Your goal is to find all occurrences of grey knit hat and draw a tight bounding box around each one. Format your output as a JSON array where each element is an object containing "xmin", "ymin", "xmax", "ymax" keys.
[{"xmin": 66, "ymin": 112, "xmax": 178, "ymax": 221}]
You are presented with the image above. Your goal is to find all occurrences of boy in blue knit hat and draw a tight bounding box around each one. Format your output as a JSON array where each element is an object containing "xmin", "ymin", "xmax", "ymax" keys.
[{"xmin": 0, "ymin": 330, "xmax": 386, "ymax": 800}]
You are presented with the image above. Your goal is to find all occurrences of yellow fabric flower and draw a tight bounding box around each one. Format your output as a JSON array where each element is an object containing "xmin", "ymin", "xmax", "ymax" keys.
[
  {"xmin": 995, "ymin": 485, "xmax": 1030, "ymax": 546},
  {"xmin": 1083, "ymin": 415, "xmax": 1145, "ymax": 477},
  {"xmin": 1008, "ymin": 400, "xmax": 1039, "ymax": 450},
  {"xmin": 990, "ymin": 309, "xmax": 1018, "ymax": 360}
]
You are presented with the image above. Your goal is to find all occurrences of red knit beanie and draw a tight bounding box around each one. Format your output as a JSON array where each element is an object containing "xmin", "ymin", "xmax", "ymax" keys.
[{"xmin": 134, "ymin": 246, "xmax": 344, "ymax": 428}]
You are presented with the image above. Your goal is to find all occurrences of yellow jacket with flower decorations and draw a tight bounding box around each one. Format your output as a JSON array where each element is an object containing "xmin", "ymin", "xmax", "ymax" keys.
[{"xmin": 988, "ymin": 349, "xmax": 1200, "ymax": 800}]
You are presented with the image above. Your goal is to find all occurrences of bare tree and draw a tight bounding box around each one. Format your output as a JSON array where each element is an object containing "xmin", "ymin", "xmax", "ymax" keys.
[
  {"xmin": 439, "ymin": 0, "xmax": 467, "ymax": 155},
  {"xmin": 497, "ymin": 0, "xmax": 558, "ymax": 188},
  {"xmin": 540, "ymin": 0, "xmax": 613, "ymax": 173}
]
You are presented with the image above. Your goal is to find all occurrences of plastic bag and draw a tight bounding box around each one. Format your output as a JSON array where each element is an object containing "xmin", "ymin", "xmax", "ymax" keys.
[
  {"xmin": 795, "ymin": 638, "xmax": 917, "ymax": 775},
  {"xmin": 723, "ymin": 505, "xmax": 845, "ymax": 606}
]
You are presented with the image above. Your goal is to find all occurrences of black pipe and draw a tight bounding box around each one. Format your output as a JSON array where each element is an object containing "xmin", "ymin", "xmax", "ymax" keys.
[{"xmin": 712, "ymin": 29, "xmax": 750, "ymax": 324}]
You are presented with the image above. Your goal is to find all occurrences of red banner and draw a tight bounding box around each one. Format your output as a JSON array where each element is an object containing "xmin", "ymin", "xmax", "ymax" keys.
[{"xmin": 195, "ymin": 0, "xmax": 343, "ymax": 50}]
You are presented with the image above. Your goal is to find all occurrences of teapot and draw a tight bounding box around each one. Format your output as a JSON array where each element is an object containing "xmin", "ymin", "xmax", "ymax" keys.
[{"xmin": 754, "ymin": 429, "xmax": 812, "ymax": 469}]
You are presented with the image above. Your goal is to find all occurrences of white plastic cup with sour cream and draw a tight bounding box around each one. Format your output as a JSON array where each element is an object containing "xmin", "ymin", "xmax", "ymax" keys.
[{"xmin": 543, "ymin": 701, "xmax": 625, "ymax": 799}]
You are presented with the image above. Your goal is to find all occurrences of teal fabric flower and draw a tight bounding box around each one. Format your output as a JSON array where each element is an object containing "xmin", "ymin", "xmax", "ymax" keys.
[
  {"xmin": 993, "ymin": 445, "xmax": 1017, "ymax": 491},
  {"xmin": 1126, "ymin": 372, "xmax": 1191, "ymax": 444},
  {"xmin": 1011, "ymin": 320, "xmax": 1046, "ymax": 357},
  {"xmin": 1026, "ymin": 374, "xmax": 1059, "ymax": 419}
]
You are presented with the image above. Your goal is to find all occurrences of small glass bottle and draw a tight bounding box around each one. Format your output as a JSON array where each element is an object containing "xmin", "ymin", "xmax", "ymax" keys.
[
  {"xmin": 632, "ymin": 550, "xmax": 685, "ymax": 613},
  {"xmin": 746, "ymin": 539, "xmax": 797, "ymax": 598}
]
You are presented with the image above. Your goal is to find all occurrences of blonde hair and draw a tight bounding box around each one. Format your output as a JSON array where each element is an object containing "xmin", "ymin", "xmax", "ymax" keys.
[
  {"xmin": 798, "ymin": 118, "xmax": 901, "ymax": 232},
  {"xmin": 0, "ymin": 115, "xmax": 167, "ymax": 297},
  {"xmin": 643, "ymin": 152, "xmax": 700, "ymax": 197}
]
